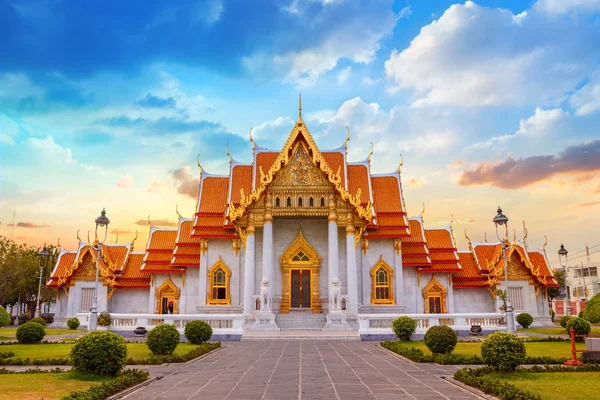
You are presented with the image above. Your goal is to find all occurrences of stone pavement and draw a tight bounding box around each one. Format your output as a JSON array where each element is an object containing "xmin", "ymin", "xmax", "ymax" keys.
[{"xmin": 123, "ymin": 342, "xmax": 481, "ymax": 400}]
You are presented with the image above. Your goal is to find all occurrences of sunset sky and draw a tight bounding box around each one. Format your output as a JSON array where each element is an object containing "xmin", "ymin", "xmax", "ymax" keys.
[{"xmin": 1, "ymin": 0, "xmax": 599, "ymax": 268}]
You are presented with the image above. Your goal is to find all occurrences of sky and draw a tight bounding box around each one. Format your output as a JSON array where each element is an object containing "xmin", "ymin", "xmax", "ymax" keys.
[{"xmin": 1, "ymin": 0, "xmax": 600, "ymax": 269}]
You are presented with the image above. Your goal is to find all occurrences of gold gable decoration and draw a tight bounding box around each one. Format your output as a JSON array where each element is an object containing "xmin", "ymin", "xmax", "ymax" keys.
[
  {"xmin": 486, "ymin": 243, "xmax": 547, "ymax": 287},
  {"xmin": 271, "ymin": 144, "xmax": 330, "ymax": 187},
  {"xmin": 229, "ymin": 116, "xmax": 373, "ymax": 224},
  {"xmin": 58, "ymin": 244, "xmax": 116, "ymax": 288}
]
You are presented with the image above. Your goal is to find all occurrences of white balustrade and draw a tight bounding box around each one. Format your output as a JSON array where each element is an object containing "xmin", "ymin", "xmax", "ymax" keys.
[
  {"xmin": 75, "ymin": 313, "xmax": 245, "ymax": 335},
  {"xmin": 358, "ymin": 313, "xmax": 507, "ymax": 336}
]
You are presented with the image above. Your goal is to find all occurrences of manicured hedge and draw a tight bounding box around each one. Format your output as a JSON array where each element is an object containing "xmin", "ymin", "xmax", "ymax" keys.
[
  {"xmin": 184, "ymin": 320, "xmax": 212, "ymax": 345},
  {"xmin": 423, "ymin": 325, "xmax": 457, "ymax": 354},
  {"xmin": 127, "ymin": 342, "xmax": 220, "ymax": 365},
  {"xmin": 516, "ymin": 313, "xmax": 533, "ymax": 329},
  {"xmin": 481, "ymin": 332, "xmax": 526, "ymax": 372},
  {"xmin": 62, "ymin": 369, "xmax": 149, "ymax": 400},
  {"xmin": 392, "ymin": 317, "xmax": 417, "ymax": 341},
  {"xmin": 0, "ymin": 306, "xmax": 10, "ymax": 327},
  {"xmin": 67, "ymin": 317, "xmax": 80, "ymax": 330},
  {"xmin": 0, "ymin": 367, "xmax": 65, "ymax": 374},
  {"xmin": 16, "ymin": 322, "xmax": 46, "ymax": 344},
  {"xmin": 146, "ymin": 324, "xmax": 180, "ymax": 355},
  {"xmin": 582, "ymin": 293, "xmax": 600, "ymax": 323},
  {"xmin": 70, "ymin": 331, "xmax": 127, "ymax": 376}
]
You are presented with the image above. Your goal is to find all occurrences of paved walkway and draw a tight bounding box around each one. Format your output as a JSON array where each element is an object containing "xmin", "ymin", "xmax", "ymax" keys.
[{"xmin": 123, "ymin": 342, "xmax": 480, "ymax": 400}]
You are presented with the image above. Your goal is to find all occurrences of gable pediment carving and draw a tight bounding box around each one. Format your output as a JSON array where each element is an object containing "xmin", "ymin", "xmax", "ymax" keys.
[{"xmin": 271, "ymin": 144, "xmax": 330, "ymax": 188}]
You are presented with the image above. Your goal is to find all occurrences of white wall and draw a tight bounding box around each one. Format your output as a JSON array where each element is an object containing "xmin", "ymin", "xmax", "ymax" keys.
[
  {"xmin": 205, "ymin": 239, "xmax": 242, "ymax": 307},
  {"xmin": 66, "ymin": 281, "xmax": 108, "ymax": 317},
  {"xmin": 109, "ymin": 289, "xmax": 149, "ymax": 313},
  {"xmin": 453, "ymin": 288, "xmax": 496, "ymax": 313}
]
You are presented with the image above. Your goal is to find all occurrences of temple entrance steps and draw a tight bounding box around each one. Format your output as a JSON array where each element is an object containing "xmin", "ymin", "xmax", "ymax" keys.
[
  {"xmin": 241, "ymin": 331, "xmax": 360, "ymax": 341},
  {"xmin": 275, "ymin": 310, "xmax": 326, "ymax": 332}
]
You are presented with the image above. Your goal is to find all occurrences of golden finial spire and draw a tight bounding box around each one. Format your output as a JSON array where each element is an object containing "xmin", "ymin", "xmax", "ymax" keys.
[
  {"xmin": 464, "ymin": 229, "xmax": 471, "ymax": 241},
  {"xmin": 57, "ymin": 237, "xmax": 61, "ymax": 253},
  {"xmin": 249, "ymin": 128, "xmax": 255, "ymax": 152},
  {"xmin": 543, "ymin": 235, "xmax": 548, "ymax": 251},
  {"xmin": 132, "ymin": 230, "xmax": 139, "ymax": 248},
  {"xmin": 114, "ymin": 233, "xmax": 119, "ymax": 244},
  {"xmin": 420, "ymin": 203, "xmax": 425, "ymax": 217},
  {"xmin": 484, "ymin": 232, "xmax": 488, "ymax": 243},
  {"xmin": 176, "ymin": 204, "xmax": 182, "ymax": 219},
  {"xmin": 197, "ymin": 154, "xmax": 203, "ymax": 175},
  {"xmin": 523, "ymin": 221, "xmax": 529, "ymax": 251},
  {"xmin": 344, "ymin": 126, "xmax": 350, "ymax": 150},
  {"xmin": 87, "ymin": 230, "xmax": 91, "ymax": 244},
  {"xmin": 367, "ymin": 142, "xmax": 374, "ymax": 164},
  {"xmin": 513, "ymin": 228, "xmax": 517, "ymax": 243},
  {"xmin": 76, "ymin": 229, "xmax": 81, "ymax": 243},
  {"xmin": 226, "ymin": 142, "xmax": 232, "ymax": 165},
  {"xmin": 298, "ymin": 93, "xmax": 302, "ymax": 119},
  {"xmin": 398, "ymin": 153, "xmax": 404, "ymax": 174},
  {"xmin": 147, "ymin": 215, "xmax": 152, "ymax": 226},
  {"xmin": 450, "ymin": 214, "xmax": 454, "ymax": 225}
]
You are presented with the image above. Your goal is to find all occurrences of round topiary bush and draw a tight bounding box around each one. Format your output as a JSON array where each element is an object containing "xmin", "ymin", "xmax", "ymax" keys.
[
  {"xmin": 565, "ymin": 317, "xmax": 591, "ymax": 340},
  {"xmin": 67, "ymin": 317, "xmax": 80, "ymax": 330},
  {"xmin": 147, "ymin": 324, "xmax": 180, "ymax": 355},
  {"xmin": 16, "ymin": 321, "xmax": 46, "ymax": 344},
  {"xmin": 70, "ymin": 331, "xmax": 127, "ymax": 376},
  {"xmin": 184, "ymin": 320, "xmax": 213, "ymax": 344},
  {"xmin": 481, "ymin": 332, "xmax": 526, "ymax": 372},
  {"xmin": 423, "ymin": 325, "xmax": 457, "ymax": 354},
  {"xmin": 392, "ymin": 316, "xmax": 417, "ymax": 341},
  {"xmin": 559, "ymin": 315, "xmax": 573, "ymax": 329},
  {"xmin": 0, "ymin": 306, "xmax": 10, "ymax": 327},
  {"xmin": 516, "ymin": 313, "xmax": 533, "ymax": 329},
  {"xmin": 30, "ymin": 317, "xmax": 47, "ymax": 327},
  {"xmin": 582, "ymin": 293, "xmax": 600, "ymax": 323}
]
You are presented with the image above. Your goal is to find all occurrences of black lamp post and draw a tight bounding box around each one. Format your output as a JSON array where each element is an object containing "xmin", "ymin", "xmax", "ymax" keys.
[
  {"xmin": 35, "ymin": 244, "xmax": 50, "ymax": 318},
  {"xmin": 89, "ymin": 208, "xmax": 110, "ymax": 331},
  {"xmin": 558, "ymin": 244, "xmax": 570, "ymax": 315},
  {"xmin": 493, "ymin": 206, "xmax": 515, "ymax": 333}
]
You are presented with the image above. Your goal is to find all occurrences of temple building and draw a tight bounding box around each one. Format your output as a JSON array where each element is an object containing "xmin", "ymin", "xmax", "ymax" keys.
[{"xmin": 47, "ymin": 98, "xmax": 559, "ymax": 334}]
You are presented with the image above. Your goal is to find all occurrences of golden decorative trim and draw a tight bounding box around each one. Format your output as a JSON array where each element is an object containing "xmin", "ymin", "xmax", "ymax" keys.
[
  {"xmin": 64, "ymin": 287, "xmax": 69, "ymax": 297},
  {"xmin": 207, "ymin": 256, "xmax": 232, "ymax": 305},
  {"xmin": 361, "ymin": 238, "xmax": 369, "ymax": 256},
  {"xmin": 393, "ymin": 239, "xmax": 402, "ymax": 256},
  {"xmin": 355, "ymin": 225, "xmax": 366, "ymax": 248},
  {"xmin": 107, "ymin": 286, "xmax": 116, "ymax": 301},
  {"xmin": 486, "ymin": 242, "xmax": 547, "ymax": 287},
  {"xmin": 370, "ymin": 255, "xmax": 395, "ymax": 305},
  {"xmin": 200, "ymin": 239, "xmax": 208, "ymax": 255},
  {"xmin": 417, "ymin": 272, "xmax": 421, "ymax": 288},
  {"xmin": 345, "ymin": 213, "xmax": 355, "ymax": 234},
  {"xmin": 232, "ymin": 238, "xmax": 241, "ymax": 256},
  {"xmin": 228, "ymin": 114, "xmax": 372, "ymax": 224},
  {"xmin": 423, "ymin": 274, "xmax": 448, "ymax": 314},
  {"xmin": 155, "ymin": 276, "xmax": 180, "ymax": 314},
  {"xmin": 279, "ymin": 229, "xmax": 322, "ymax": 314}
]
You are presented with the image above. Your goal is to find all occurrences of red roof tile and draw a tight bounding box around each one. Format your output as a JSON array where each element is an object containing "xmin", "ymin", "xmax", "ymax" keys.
[{"xmin": 347, "ymin": 164, "xmax": 371, "ymax": 205}]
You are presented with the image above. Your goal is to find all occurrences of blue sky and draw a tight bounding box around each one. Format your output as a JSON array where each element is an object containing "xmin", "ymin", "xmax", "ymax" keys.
[{"xmin": 1, "ymin": 0, "xmax": 600, "ymax": 266}]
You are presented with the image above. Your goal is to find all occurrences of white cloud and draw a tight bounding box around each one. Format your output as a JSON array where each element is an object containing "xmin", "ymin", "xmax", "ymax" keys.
[
  {"xmin": 363, "ymin": 77, "xmax": 382, "ymax": 86},
  {"xmin": 469, "ymin": 107, "xmax": 567, "ymax": 149},
  {"xmin": 384, "ymin": 1, "xmax": 600, "ymax": 107},
  {"xmin": 26, "ymin": 136, "xmax": 76, "ymax": 165},
  {"xmin": 534, "ymin": 0, "xmax": 600, "ymax": 14},
  {"xmin": 570, "ymin": 70, "xmax": 600, "ymax": 116},
  {"xmin": 252, "ymin": 116, "xmax": 295, "ymax": 140},
  {"xmin": 0, "ymin": 73, "xmax": 44, "ymax": 100},
  {"xmin": 0, "ymin": 115, "xmax": 22, "ymax": 145},
  {"xmin": 116, "ymin": 175, "xmax": 133, "ymax": 188},
  {"xmin": 337, "ymin": 66, "xmax": 352, "ymax": 84}
]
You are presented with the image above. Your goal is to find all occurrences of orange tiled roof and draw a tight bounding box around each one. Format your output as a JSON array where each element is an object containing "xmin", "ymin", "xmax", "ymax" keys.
[
  {"xmin": 424, "ymin": 229, "xmax": 457, "ymax": 250},
  {"xmin": 419, "ymin": 228, "xmax": 461, "ymax": 273},
  {"xmin": 47, "ymin": 252, "xmax": 76, "ymax": 287},
  {"xmin": 322, "ymin": 152, "xmax": 345, "ymax": 186},
  {"xmin": 529, "ymin": 251, "xmax": 560, "ymax": 287},
  {"xmin": 101, "ymin": 244, "xmax": 130, "ymax": 272},
  {"xmin": 400, "ymin": 218, "xmax": 430, "ymax": 267},
  {"xmin": 473, "ymin": 244, "xmax": 502, "ymax": 272},
  {"xmin": 255, "ymin": 152, "xmax": 278, "ymax": 189},
  {"xmin": 114, "ymin": 280, "xmax": 151, "ymax": 288},
  {"xmin": 176, "ymin": 220, "xmax": 201, "ymax": 245},
  {"xmin": 142, "ymin": 227, "xmax": 177, "ymax": 273},
  {"xmin": 147, "ymin": 230, "xmax": 177, "ymax": 251},
  {"xmin": 172, "ymin": 245, "xmax": 201, "ymax": 267},
  {"xmin": 198, "ymin": 177, "xmax": 229, "ymax": 214},
  {"xmin": 453, "ymin": 252, "xmax": 489, "ymax": 288},
  {"xmin": 347, "ymin": 164, "xmax": 371, "ymax": 205},
  {"xmin": 230, "ymin": 165, "xmax": 253, "ymax": 205},
  {"xmin": 119, "ymin": 253, "xmax": 147, "ymax": 280},
  {"xmin": 371, "ymin": 176, "xmax": 404, "ymax": 214}
]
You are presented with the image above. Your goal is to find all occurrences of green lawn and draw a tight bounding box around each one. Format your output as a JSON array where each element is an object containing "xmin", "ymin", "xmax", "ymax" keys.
[
  {"xmin": 0, "ymin": 328, "xmax": 85, "ymax": 341},
  {"xmin": 486, "ymin": 372, "xmax": 600, "ymax": 400},
  {"xmin": 394, "ymin": 340, "xmax": 584, "ymax": 358},
  {"xmin": 2, "ymin": 342, "xmax": 199, "ymax": 361},
  {"xmin": 518, "ymin": 326, "xmax": 600, "ymax": 337},
  {"xmin": 0, "ymin": 371, "xmax": 106, "ymax": 400}
]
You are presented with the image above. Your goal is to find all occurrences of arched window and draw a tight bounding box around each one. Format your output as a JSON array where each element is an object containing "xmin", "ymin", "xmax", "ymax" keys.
[
  {"xmin": 292, "ymin": 251, "xmax": 310, "ymax": 262},
  {"xmin": 320, "ymin": 197, "xmax": 325, "ymax": 207},
  {"xmin": 207, "ymin": 257, "xmax": 231, "ymax": 305},
  {"xmin": 309, "ymin": 197, "xmax": 314, "ymax": 207},
  {"xmin": 423, "ymin": 275, "xmax": 447, "ymax": 314},
  {"xmin": 287, "ymin": 197, "xmax": 292, "ymax": 207},
  {"xmin": 370, "ymin": 256, "xmax": 395, "ymax": 304},
  {"xmin": 298, "ymin": 197, "xmax": 303, "ymax": 207},
  {"xmin": 275, "ymin": 197, "xmax": 280, "ymax": 207}
]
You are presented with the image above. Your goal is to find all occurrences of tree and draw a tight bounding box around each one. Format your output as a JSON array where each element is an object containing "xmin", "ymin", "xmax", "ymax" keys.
[{"xmin": 548, "ymin": 269, "xmax": 566, "ymax": 301}]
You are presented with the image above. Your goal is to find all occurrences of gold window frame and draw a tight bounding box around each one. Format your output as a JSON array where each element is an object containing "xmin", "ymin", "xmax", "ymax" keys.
[
  {"xmin": 207, "ymin": 256, "xmax": 231, "ymax": 305},
  {"xmin": 423, "ymin": 274, "xmax": 448, "ymax": 314},
  {"xmin": 370, "ymin": 256, "xmax": 395, "ymax": 304}
]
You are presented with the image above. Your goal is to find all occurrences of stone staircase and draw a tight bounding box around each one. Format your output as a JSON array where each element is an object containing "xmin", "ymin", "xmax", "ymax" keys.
[{"xmin": 275, "ymin": 310, "xmax": 326, "ymax": 332}]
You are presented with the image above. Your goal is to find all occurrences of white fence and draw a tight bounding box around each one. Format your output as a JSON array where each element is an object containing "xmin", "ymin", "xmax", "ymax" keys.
[
  {"xmin": 76, "ymin": 313, "xmax": 244, "ymax": 336},
  {"xmin": 358, "ymin": 313, "xmax": 507, "ymax": 336}
]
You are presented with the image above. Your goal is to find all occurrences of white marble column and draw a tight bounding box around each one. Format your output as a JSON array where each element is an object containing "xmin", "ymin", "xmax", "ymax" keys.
[
  {"xmin": 148, "ymin": 276, "xmax": 156, "ymax": 313},
  {"xmin": 393, "ymin": 240, "xmax": 404, "ymax": 306},
  {"xmin": 198, "ymin": 240, "xmax": 208, "ymax": 307},
  {"xmin": 447, "ymin": 273, "xmax": 455, "ymax": 313},
  {"xmin": 263, "ymin": 221, "xmax": 274, "ymax": 286},
  {"xmin": 243, "ymin": 221, "xmax": 256, "ymax": 314},
  {"xmin": 345, "ymin": 225, "xmax": 358, "ymax": 314},
  {"xmin": 361, "ymin": 239, "xmax": 370, "ymax": 306}
]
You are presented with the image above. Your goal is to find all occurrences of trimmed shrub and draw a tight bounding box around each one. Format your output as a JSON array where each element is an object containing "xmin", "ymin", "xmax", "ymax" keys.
[
  {"xmin": 67, "ymin": 317, "xmax": 80, "ymax": 330},
  {"xmin": 97, "ymin": 312, "xmax": 111, "ymax": 327},
  {"xmin": 582, "ymin": 293, "xmax": 600, "ymax": 323},
  {"xmin": 481, "ymin": 332, "xmax": 526, "ymax": 372},
  {"xmin": 559, "ymin": 315, "xmax": 573, "ymax": 329},
  {"xmin": 392, "ymin": 316, "xmax": 417, "ymax": 341},
  {"xmin": 70, "ymin": 331, "xmax": 127, "ymax": 376},
  {"xmin": 424, "ymin": 325, "xmax": 457, "ymax": 354},
  {"xmin": 16, "ymin": 322, "xmax": 46, "ymax": 344},
  {"xmin": 516, "ymin": 313, "xmax": 534, "ymax": 329},
  {"xmin": 565, "ymin": 317, "xmax": 591, "ymax": 340},
  {"xmin": 29, "ymin": 317, "xmax": 47, "ymax": 327},
  {"xmin": 550, "ymin": 309, "xmax": 556, "ymax": 322},
  {"xmin": 184, "ymin": 320, "xmax": 212, "ymax": 344},
  {"xmin": 41, "ymin": 313, "xmax": 54, "ymax": 325},
  {"xmin": 0, "ymin": 306, "xmax": 10, "ymax": 327},
  {"xmin": 147, "ymin": 324, "xmax": 180, "ymax": 355},
  {"xmin": 62, "ymin": 369, "xmax": 149, "ymax": 400}
]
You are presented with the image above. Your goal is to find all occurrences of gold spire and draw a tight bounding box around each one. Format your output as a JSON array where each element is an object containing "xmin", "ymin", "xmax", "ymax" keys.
[
  {"xmin": 484, "ymin": 232, "xmax": 488, "ymax": 243},
  {"xmin": 420, "ymin": 203, "xmax": 425, "ymax": 217},
  {"xmin": 114, "ymin": 233, "xmax": 119, "ymax": 244},
  {"xmin": 344, "ymin": 126, "xmax": 350, "ymax": 150},
  {"xmin": 450, "ymin": 214, "xmax": 454, "ymax": 225},
  {"xmin": 249, "ymin": 128, "xmax": 255, "ymax": 152},
  {"xmin": 197, "ymin": 154, "xmax": 203, "ymax": 175},
  {"xmin": 147, "ymin": 215, "xmax": 152, "ymax": 226},
  {"xmin": 226, "ymin": 142, "xmax": 232, "ymax": 165},
  {"xmin": 298, "ymin": 93, "xmax": 302, "ymax": 119},
  {"xmin": 398, "ymin": 153, "xmax": 404, "ymax": 174},
  {"xmin": 367, "ymin": 142, "xmax": 374, "ymax": 164},
  {"xmin": 176, "ymin": 204, "xmax": 182, "ymax": 219},
  {"xmin": 76, "ymin": 229, "xmax": 81, "ymax": 243}
]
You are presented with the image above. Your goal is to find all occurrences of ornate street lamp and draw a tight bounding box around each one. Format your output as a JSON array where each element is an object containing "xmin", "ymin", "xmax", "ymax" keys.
[
  {"xmin": 558, "ymin": 244, "xmax": 570, "ymax": 316},
  {"xmin": 89, "ymin": 208, "xmax": 110, "ymax": 331},
  {"xmin": 35, "ymin": 244, "xmax": 49, "ymax": 318},
  {"xmin": 493, "ymin": 206, "xmax": 516, "ymax": 333}
]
